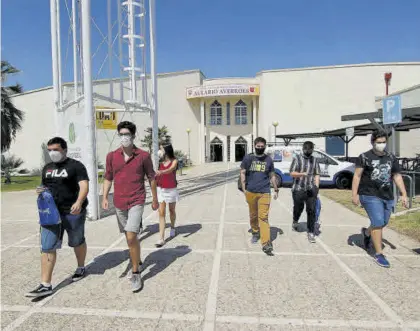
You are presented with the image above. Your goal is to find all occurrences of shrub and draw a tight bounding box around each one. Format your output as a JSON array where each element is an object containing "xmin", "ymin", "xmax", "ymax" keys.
[{"xmin": 1, "ymin": 154, "xmax": 24, "ymax": 184}]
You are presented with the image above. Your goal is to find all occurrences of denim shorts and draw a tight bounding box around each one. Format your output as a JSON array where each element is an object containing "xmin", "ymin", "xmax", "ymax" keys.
[
  {"xmin": 40, "ymin": 211, "xmax": 86, "ymax": 253},
  {"xmin": 360, "ymin": 195, "xmax": 394, "ymax": 228}
]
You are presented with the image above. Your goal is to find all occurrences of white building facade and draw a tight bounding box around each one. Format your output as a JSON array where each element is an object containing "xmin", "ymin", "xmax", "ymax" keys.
[{"xmin": 9, "ymin": 62, "xmax": 420, "ymax": 171}]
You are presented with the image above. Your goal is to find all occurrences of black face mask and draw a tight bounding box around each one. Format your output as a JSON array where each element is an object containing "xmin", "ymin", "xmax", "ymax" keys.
[
  {"xmin": 255, "ymin": 147, "xmax": 266, "ymax": 155},
  {"xmin": 303, "ymin": 150, "xmax": 313, "ymax": 157}
]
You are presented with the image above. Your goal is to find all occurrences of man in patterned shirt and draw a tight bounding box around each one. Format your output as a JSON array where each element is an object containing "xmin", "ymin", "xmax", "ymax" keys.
[{"xmin": 289, "ymin": 141, "xmax": 321, "ymax": 243}]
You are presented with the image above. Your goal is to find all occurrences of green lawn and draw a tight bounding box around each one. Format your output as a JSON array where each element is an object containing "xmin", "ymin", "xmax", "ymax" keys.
[
  {"xmin": 320, "ymin": 189, "xmax": 420, "ymax": 242},
  {"xmin": 1, "ymin": 176, "xmax": 41, "ymax": 192},
  {"xmin": 2, "ymin": 167, "xmax": 191, "ymax": 193}
]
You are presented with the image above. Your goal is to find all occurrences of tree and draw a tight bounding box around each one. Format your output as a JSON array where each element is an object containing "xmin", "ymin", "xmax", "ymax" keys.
[
  {"xmin": 1, "ymin": 61, "xmax": 24, "ymax": 152},
  {"xmin": 140, "ymin": 126, "xmax": 171, "ymax": 152},
  {"xmin": 1, "ymin": 154, "xmax": 25, "ymax": 184}
]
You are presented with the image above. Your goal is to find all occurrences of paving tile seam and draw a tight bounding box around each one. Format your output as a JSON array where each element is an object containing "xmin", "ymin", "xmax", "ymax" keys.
[
  {"xmin": 2, "ymin": 305, "xmax": 420, "ymax": 329},
  {"xmin": 2, "ymin": 244, "xmax": 418, "ymax": 258},
  {"xmin": 277, "ymin": 199, "xmax": 405, "ymax": 325},
  {"xmin": 0, "ymin": 305, "xmax": 202, "ymax": 322},
  {"xmin": 217, "ymin": 315, "xmax": 417, "ymax": 329},
  {"xmin": 203, "ymin": 164, "xmax": 230, "ymax": 331},
  {"xmin": 0, "ymin": 233, "xmax": 38, "ymax": 252},
  {"xmin": 223, "ymin": 222, "xmax": 366, "ymax": 227},
  {"xmin": 1, "ymin": 212, "xmax": 156, "ymax": 331}
]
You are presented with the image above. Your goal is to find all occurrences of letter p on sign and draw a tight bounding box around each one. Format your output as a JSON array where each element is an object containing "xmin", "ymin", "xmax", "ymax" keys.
[{"xmin": 386, "ymin": 99, "xmax": 395, "ymax": 112}]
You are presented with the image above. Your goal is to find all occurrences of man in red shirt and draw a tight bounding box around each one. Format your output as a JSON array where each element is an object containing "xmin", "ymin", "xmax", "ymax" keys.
[{"xmin": 102, "ymin": 121, "xmax": 158, "ymax": 292}]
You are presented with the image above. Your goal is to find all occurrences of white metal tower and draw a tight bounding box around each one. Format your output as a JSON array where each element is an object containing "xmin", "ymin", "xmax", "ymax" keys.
[{"xmin": 49, "ymin": 0, "xmax": 158, "ymax": 220}]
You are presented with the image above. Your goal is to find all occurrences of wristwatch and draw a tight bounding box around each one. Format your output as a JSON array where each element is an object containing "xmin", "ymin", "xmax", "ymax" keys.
[{"xmin": 274, "ymin": 189, "xmax": 279, "ymax": 193}]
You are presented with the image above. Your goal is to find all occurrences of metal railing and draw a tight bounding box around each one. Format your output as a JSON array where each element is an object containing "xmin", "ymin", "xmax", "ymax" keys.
[{"xmin": 398, "ymin": 170, "xmax": 420, "ymax": 210}]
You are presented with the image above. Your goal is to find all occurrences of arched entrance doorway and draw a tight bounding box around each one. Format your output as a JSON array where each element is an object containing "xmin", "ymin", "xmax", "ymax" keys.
[
  {"xmin": 210, "ymin": 137, "xmax": 223, "ymax": 162},
  {"xmin": 235, "ymin": 136, "xmax": 247, "ymax": 162}
]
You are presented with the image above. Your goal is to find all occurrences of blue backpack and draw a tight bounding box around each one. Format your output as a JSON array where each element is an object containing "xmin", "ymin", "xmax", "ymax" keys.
[
  {"xmin": 315, "ymin": 198, "xmax": 321, "ymax": 223},
  {"xmin": 37, "ymin": 191, "xmax": 61, "ymax": 226}
]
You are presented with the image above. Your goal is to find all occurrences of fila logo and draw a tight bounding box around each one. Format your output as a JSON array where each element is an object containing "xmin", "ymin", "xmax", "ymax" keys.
[{"xmin": 46, "ymin": 169, "xmax": 68, "ymax": 178}]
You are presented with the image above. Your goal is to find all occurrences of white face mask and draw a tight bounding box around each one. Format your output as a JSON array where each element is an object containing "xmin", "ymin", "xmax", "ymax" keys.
[
  {"xmin": 374, "ymin": 142, "xmax": 387, "ymax": 152},
  {"xmin": 49, "ymin": 151, "xmax": 64, "ymax": 163},
  {"xmin": 120, "ymin": 135, "xmax": 133, "ymax": 148},
  {"xmin": 158, "ymin": 150, "xmax": 165, "ymax": 159}
]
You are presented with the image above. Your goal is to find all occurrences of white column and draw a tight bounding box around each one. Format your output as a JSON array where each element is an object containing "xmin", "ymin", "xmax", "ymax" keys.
[
  {"xmin": 81, "ymin": 0, "xmax": 99, "ymax": 220},
  {"xmin": 200, "ymin": 100, "xmax": 205, "ymax": 163},
  {"xmin": 252, "ymin": 96, "xmax": 257, "ymax": 139},
  {"xmin": 50, "ymin": 0, "xmax": 60, "ymax": 135},
  {"xmin": 149, "ymin": 0, "xmax": 159, "ymax": 168}
]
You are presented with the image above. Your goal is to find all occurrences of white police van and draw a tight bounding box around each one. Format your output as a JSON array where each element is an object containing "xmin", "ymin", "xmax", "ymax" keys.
[{"xmin": 267, "ymin": 146, "xmax": 355, "ymax": 189}]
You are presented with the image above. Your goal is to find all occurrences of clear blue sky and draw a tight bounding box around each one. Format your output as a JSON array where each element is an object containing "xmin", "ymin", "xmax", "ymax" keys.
[{"xmin": 2, "ymin": 0, "xmax": 420, "ymax": 91}]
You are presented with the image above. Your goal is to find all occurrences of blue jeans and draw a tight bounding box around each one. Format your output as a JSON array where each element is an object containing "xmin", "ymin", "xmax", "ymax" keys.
[
  {"xmin": 40, "ymin": 211, "xmax": 86, "ymax": 253},
  {"xmin": 360, "ymin": 195, "xmax": 394, "ymax": 228}
]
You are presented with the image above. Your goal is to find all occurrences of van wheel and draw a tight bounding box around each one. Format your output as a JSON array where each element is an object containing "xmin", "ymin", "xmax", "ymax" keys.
[
  {"xmin": 336, "ymin": 173, "xmax": 352, "ymax": 189},
  {"xmin": 271, "ymin": 174, "xmax": 282, "ymax": 188}
]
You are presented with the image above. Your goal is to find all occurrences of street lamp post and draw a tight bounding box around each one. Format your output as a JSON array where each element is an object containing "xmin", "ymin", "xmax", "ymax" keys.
[
  {"xmin": 272, "ymin": 121, "xmax": 279, "ymax": 145},
  {"xmin": 186, "ymin": 128, "xmax": 191, "ymax": 164}
]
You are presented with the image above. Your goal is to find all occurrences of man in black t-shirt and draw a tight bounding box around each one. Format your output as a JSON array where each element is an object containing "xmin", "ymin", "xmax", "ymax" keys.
[
  {"xmin": 240, "ymin": 137, "xmax": 278, "ymax": 256},
  {"xmin": 352, "ymin": 130, "xmax": 408, "ymax": 268},
  {"xmin": 25, "ymin": 137, "xmax": 89, "ymax": 298}
]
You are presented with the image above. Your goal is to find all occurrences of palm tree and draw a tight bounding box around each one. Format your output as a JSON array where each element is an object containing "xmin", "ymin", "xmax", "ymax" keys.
[
  {"xmin": 141, "ymin": 126, "xmax": 171, "ymax": 152},
  {"xmin": 1, "ymin": 61, "xmax": 24, "ymax": 152}
]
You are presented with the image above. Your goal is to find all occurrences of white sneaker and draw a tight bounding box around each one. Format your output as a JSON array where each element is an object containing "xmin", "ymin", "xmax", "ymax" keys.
[
  {"xmin": 131, "ymin": 273, "xmax": 143, "ymax": 292},
  {"xmin": 155, "ymin": 239, "xmax": 165, "ymax": 248},
  {"xmin": 170, "ymin": 228, "xmax": 176, "ymax": 238},
  {"xmin": 126, "ymin": 262, "xmax": 144, "ymax": 280}
]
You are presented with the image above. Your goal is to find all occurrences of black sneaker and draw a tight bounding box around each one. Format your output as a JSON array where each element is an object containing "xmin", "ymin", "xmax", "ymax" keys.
[
  {"xmin": 292, "ymin": 221, "xmax": 299, "ymax": 232},
  {"xmin": 361, "ymin": 227, "xmax": 371, "ymax": 249},
  {"xmin": 251, "ymin": 232, "xmax": 260, "ymax": 244},
  {"xmin": 72, "ymin": 267, "xmax": 86, "ymax": 282},
  {"xmin": 25, "ymin": 284, "xmax": 53, "ymax": 298},
  {"xmin": 262, "ymin": 243, "xmax": 274, "ymax": 256}
]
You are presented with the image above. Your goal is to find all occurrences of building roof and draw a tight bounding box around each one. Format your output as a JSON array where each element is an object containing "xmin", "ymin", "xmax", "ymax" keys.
[
  {"xmin": 10, "ymin": 69, "xmax": 205, "ymax": 98},
  {"xmin": 258, "ymin": 62, "xmax": 420, "ymax": 76}
]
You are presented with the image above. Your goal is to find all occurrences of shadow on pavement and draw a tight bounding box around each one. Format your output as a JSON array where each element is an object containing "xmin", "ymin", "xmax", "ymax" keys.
[
  {"xmin": 88, "ymin": 250, "xmax": 130, "ymax": 275},
  {"xmin": 102, "ymin": 245, "xmax": 191, "ymax": 283},
  {"xmin": 294, "ymin": 222, "xmax": 308, "ymax": 233},
  {"xmin": 139, "ymin": 223, "xmax": 202, "ymax": 243},
  {"xmin": 347, "ymin": 233, "xmax": 395, "ymax": 253},
  {"xmin": 32, "ymin": 250, "xmax": 130, "ymax": 302},
  {"xmin": 141, "ymin": 245, "xmax": 192, "ymax": 283},
  {"xmin": 413, "ymin": 248, "xmax": 420, "ymax": 254},
  {"xmin": 270, "ymin": 226, "xmax": 283, "ymax": 242},
  {"xmin": 247, "ymin": 226, "xmax": 283, "ymax": 243}
]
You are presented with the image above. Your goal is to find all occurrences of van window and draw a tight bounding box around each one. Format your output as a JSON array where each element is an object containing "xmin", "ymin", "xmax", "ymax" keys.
[
  {"xmin": 273, "ymin": 150, "xmax": 282, "ymax": 162},
  {"xmin": 313, "ymin": 151, "xmax": 338, "ymax": 165}
]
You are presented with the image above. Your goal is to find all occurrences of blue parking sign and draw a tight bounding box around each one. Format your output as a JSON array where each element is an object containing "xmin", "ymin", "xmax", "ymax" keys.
[{"xmin": 382, "ymin": 95, "xmax": 402, "ymax": 125}]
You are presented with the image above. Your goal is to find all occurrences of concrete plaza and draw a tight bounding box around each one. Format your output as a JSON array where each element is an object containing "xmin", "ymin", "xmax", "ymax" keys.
[{"xmin": 1, "ymin": 164, "xmax": 420, "ymax": 331}]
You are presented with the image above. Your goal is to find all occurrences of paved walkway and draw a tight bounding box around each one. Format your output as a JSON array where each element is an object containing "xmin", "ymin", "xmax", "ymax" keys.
[{"xmin": 1, "ymin": 164, "xmax": 420, "ymax": 330}]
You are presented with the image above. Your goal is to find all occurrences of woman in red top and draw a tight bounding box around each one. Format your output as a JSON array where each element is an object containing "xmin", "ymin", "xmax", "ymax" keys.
[{"xmin": 155, "ymin": 144, "xmax": 179, "ymax": 247}]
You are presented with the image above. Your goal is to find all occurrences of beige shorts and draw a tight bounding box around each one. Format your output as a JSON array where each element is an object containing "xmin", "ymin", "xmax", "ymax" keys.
[{"xmin": 115, "ymin": 204, "xmax": 144, "ymax": 233}]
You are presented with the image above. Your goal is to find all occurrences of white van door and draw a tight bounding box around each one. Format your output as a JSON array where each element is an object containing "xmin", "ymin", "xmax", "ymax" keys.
[{"xmin": 312, "ymin": 151, "xmax": 340, "ymax": 183}]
